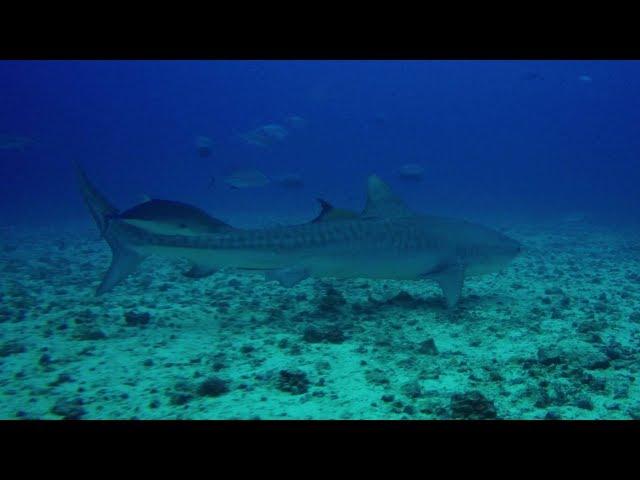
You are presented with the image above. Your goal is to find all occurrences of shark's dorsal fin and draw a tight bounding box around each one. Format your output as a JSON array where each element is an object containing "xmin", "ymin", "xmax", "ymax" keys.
[
  {"xmin": 361, "ymin": 175, "xmax": 414, "ymax": 219},
  {"xmin": 311, "ymin": 198, "xmax": 359, "ymax": 223}
]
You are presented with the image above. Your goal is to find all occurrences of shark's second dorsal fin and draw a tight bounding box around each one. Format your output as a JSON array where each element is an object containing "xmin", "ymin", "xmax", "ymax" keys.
[
  {"xmin": 311, "ymin": 198, "xmax": 359, "ymax": 223},
  {"xmin": 361, "ymin": 175, "xmax": 414, "ymax": 219}
]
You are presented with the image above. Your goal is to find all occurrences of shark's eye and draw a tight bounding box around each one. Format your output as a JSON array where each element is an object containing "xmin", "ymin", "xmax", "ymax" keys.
[{"xmin": 179, "ymin": 223, "xmax": 187, "ymax": 229}]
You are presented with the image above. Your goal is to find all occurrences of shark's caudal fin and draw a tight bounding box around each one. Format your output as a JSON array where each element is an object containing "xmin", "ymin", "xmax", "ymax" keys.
[
  {"xmin": 75, "ymin": 162, "xmax": 119, "ymax": 236},
  {"xmin": 75, "ymin": 162, "xmax": 145, "ymax": 295}
]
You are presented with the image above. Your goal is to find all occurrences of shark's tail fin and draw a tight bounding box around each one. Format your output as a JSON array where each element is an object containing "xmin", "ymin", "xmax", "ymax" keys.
[{"xmin": 75, "ymin": 162, "xmax": 145, "ymax": 295}]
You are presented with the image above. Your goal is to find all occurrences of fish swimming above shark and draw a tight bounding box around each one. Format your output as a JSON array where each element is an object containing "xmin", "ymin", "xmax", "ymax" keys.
[
  {"xmin": 113, "ymin": 199, "xmax": 230, "ymax": 236},
  {"xmin": 76, "ymin": 164, "xmax": 521, "ymax": 307}
]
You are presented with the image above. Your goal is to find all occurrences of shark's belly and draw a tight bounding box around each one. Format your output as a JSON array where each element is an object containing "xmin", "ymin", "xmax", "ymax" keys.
[
  {"xmin": 305, "ymin": 248, "xmax": 443, "ymax": 280},
  {"xmin": 142, "ymin": 244, "xmax": 292, "ymax": 269},
  {"xmin": 142, "ymin": 241, "xmax": 448, "ymax": 281}
]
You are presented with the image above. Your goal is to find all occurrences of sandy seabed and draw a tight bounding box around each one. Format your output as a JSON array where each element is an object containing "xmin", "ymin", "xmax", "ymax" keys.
[{"xmin": 1, "ymin": 218, "xmax": 640, "ymax": 420}]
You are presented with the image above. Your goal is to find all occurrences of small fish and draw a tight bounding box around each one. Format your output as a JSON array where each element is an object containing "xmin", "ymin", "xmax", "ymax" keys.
[
  {"xmin": 195, "ymin": 136, "xmax": 213, "ymax": 157},
  {"xmin": 372, "ymin": 113, "xmax": 387, "ymax": 125},
  {"xmin": 223, "ymin": 169, "xmax": 270, "ymax": 189},
  {"xmin": 398, "ymin": 164, "xmax": 424, "ymax": 180},
  {"xmin": 284, "ymin": 115, "xmax": 306, "ymax": 130},
  {"xmin": 578, "ymin": 75, "xmax": 593, "ymax": 83},
  {"xmin": 522, "ymin": 72, "xmax": 543, "ymax": 81},
  {"xmin": 240, "ymin": 124, "xmax": 289, "ymax": 148},
  {"xmin": 0, "ymin": 134, "xmax": 33, "ymax": 151},
  {"xmin": 274, "ymin": 173, "xmax": 303, "ymax": 188}
]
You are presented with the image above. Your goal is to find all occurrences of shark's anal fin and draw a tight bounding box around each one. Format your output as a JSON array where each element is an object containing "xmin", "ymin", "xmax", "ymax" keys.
[
  {"xmin": 183, "ymin": 264, "xmax": 218, "ymax": 279},
  {"xmin": 423, "ymin": 261, "xmax": 465, "ymax": 308},
  {"xmin": 97, "ymin": 236, "xmax": 145, "ymax": 295},
  {"xmin": 265, "ymin": 266, "xmax": 310, "ymax": 287}
]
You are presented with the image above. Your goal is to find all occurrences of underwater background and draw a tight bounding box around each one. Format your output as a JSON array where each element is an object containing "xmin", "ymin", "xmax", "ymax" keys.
[{"xmin": 1, "ymin": 60, "xmax": 639, "ymax": 419}]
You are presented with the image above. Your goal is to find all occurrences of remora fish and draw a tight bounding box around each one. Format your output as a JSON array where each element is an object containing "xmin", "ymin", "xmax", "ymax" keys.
[
  {"xmin": 77, "ymin": 164, "xmax": 521, "ymax": 306},
  {"xmin": 115, "ymin": 199, "xmax": 230, "ymax": 236}
]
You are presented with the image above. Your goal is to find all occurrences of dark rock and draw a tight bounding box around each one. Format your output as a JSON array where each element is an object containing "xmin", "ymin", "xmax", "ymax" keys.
[
  {"xmin": 627, "ymin": 405, "xmax": 640, "ymax": 419},
  {"xmin": 574, "ymin": 395, "xmax": 594, "ymax": 410},
  {"xmin": 604, "ymin": 342, "xmax": 627, "ymax": 361},
  {"xmin": 545, "ymin": 287, "xmax": 564, "ymax": 295},
  {"xmin": 365, "ymin": 368, "xmax": 390, "ymax": 386},
  {"xmin": 240, "ymin": 344, "xmax": 255, "ymax": 354},
  {"xmin": 417, "ymin": 338, "xmax": 439, "ymax": 355},
  {"xmin": 580, "ymin": 372, "xmax": 606, "ymax": 392},
  {"xmin": 544, "ymin": 410, "xmax": 561, "ymax": 420},
  {"xmin": 289, "ymin": 344, "xmax": 302, "ymax": 355},
  {"xmin": 450, "ymin": 391, "xmax": 497, "ymax": 420},
  {"xmin": 197, "ymin": 376, "xmax": 230, "ymax": 397},
  {"xmin": 323, "ymin": 325, "xmax": 346, "ymax": 343},
  {"xmin": 401, "ymin": 380, "xmax": 423, "ymax": 399},
  {"xmin": 38, "ymin": 353, "xmax": 53, "ymax": 366},
  {"xmin": 143, "ymin": 359, "xmax": 154, "ymax": 367},
  {"xmin": 51, "ymin": 397, "xmax": 86, "ymax": 419},
  {"xmin": 302, "ymin": 324, "xmax": 345, "ymax": 344},
  {"xmin": 403, "ymin": 405, "xmax": 416, "ymax": 415},
  {"xmin": 169, "ymin": 392, "xmax": 193, "ymax": 406},
  {"xmin": 49, "ymin": 373, "xmax": 74, "ymax": 387},
  {"xmin": 302, "ymin": 325, "xmax": 324, "ymax": 343},
  {"xmin": 537, "ymin": 347, "xmax": 565, "ymax": 366},
  {"xmin": 581, "ymin": 351, "xmax": 610, "ymax": 370},
  {"xmin": 124, "ymin": 311, "xmax": 151, "ymax": 326},
  {"xmin": 585, "ymin": 334, "xmax": 603, "ymax": 344},
  {"xmin": 72, "ymin": 326, "xmax": 107, "ymax": 341},
  {"xmin": 381, "ymin": 394, "xmax": 395, "ymax": 403},
  {"xmin": 277, "ymin": 369, "xmax": 310, "ymax": 395},
  {"xmin": 211, "ymin": 361, "xmax": 226, "ymax": 372},
  {"xmin": 0, "ymin": 341, "xmax": 26, "ymax": 357},
  {"xmin": 316, "ymin": 286, "xmax": 347, "ymax": 313}
]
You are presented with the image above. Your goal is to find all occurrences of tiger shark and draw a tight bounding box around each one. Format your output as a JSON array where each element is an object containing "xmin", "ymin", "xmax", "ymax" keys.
[{"xmin": 77, "ymin": 164, "xmax": 521, "ymax": 307}]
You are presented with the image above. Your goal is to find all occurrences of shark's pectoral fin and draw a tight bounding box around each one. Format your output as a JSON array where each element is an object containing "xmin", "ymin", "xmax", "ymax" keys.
[
  {"xmin": 183, "ymin": 264, "xmax": 218, "ymax": 279},
  {"xmin": 265, "ymin": 266, "xmax": 310, "ymax": 288},
  {"xmin": 423, "ymin": 261, "xmax": 465, "ymax": 308},
  {"xmin": 97, "ymin": 240, "xmax": 145, "ymax": 295}
]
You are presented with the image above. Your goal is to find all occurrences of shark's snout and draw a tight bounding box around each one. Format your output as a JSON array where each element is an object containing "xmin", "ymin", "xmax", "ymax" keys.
[{"xmin": 506, "ymin": 237, "xmax": 522, "ymax": 259}]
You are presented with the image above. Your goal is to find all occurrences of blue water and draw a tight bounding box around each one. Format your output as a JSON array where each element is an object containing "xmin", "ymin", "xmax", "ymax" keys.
[
  {"xmin": 1, "ymin": 60, "xmax": 639, "ymax": 225},
  {"xmin": 2, "ymin": 60, "xmax": 640, "ymax": 420}
]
